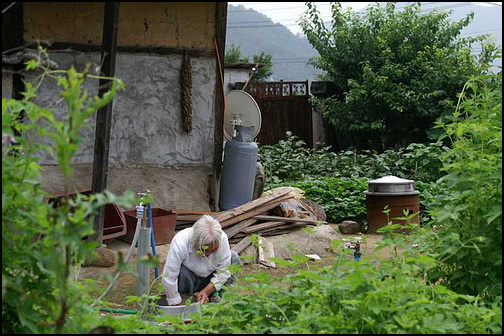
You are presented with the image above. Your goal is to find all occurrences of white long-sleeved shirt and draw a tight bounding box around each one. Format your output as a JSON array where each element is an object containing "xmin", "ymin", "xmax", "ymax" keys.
[{"xmin": 161, "ymin": 228, "xmax": 232, "ymax": 305}]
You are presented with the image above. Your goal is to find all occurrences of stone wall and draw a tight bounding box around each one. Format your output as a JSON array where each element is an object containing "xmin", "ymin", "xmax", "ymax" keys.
[{"xmin": 28, "ymin": 51, "xmax": 216, "ymax": 211}]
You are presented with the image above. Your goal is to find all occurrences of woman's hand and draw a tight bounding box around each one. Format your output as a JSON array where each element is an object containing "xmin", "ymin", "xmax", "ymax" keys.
[
  {"xmin": 196, "ymin": 283, "xmax": 216, "ymax": 305},
  {"xmin": 196, "ymin": 291, "xmax": 210, "ymax": 305}
]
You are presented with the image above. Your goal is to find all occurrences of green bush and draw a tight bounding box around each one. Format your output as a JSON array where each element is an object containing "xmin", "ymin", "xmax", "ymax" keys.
[
  {"xmin": 170, "ymin": 249, "xmax": 502, "ymax": 334},
  {"xmin": 275, "ymin": 177, "xmax": 368, "ymax": 224},
  {"xmin": 2, "ymin": 50, "xmax": 137, "ymax": 333},
  {"xmin": 260, "ymin": 133, "xmax": 447, "ymax": 224},
  {"xmin": 424, "ymin": 70, "xmax": 502, "ymax": 300},
  {"xmin": 260, "ymin": 132, "xmax": 447, "ymax": 186}
]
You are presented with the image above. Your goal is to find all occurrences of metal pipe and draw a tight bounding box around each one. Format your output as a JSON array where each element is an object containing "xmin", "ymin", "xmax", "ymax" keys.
[
  {"xmin": 90, "ymin": 204, "xmax": 144, "ymax": 308},
  {"xmin": 242, "ymin": 63, "xmax": 259, "ymax": 91},
  {"xmin": 99, "ymin": 307, "xmax": 137, "ymax": 314},
  {"xmin": 148, "ymin": 202, "xmax": 159, "ymax": 278},
  {"xmin": 136, "ymin": 227, "xmax": 151, "ymax": 304}
]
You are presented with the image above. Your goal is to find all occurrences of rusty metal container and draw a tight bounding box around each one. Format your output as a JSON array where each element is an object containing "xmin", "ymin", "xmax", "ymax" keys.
[
  {"xmin": 122, "ymin": 208, "xmax": 177, "ymax": 245},
  {"xmin": 364, "ymin": 176, "xmax": 420, "ymax": 233}
]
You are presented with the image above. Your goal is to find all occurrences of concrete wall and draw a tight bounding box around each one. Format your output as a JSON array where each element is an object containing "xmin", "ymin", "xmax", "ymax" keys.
[
  {"xmin": 19, "ymin": 2, "xmax": 221, "ymax": 211},
  {"xmin": 39, "ymin": 165, "xmax": 211, "ymax": 211},
  {"xmin": 27, "ymin": 51, "xmax": 216, "ymax": 211},
  {"xmin": 23, "ymin": 2, "xmax": 216, "ymax": 49},
  {"xmin": 223, "ymin": 68, "xmax": 252, "ymax": 95}
]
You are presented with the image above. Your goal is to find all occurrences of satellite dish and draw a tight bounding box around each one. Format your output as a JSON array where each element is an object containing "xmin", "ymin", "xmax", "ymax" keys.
[{"xmin": 224, "ymin": 90, "xmax": 262, "ymax": 140}]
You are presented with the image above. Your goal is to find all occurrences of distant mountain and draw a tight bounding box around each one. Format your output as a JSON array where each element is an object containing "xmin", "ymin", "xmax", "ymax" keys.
[
  {"xmin": 226, "ymin": 2, "xmax": 502, "ymax": 82},
  {"xmin": 226, "ymin": 4, "xmax": 322, "ymax": 82}
]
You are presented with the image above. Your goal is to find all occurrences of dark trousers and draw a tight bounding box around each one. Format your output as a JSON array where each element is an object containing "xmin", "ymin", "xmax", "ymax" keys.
[{"xmin": 177, "ymin": 250, "xmax": 241, "ymax": 295}]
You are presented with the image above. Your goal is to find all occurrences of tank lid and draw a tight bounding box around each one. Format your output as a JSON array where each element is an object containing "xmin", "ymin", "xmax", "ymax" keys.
[
  {"xmin": 367, "ymin": 175, "xmax": 414, "ymax": 185},
  {"xmin": 365, "ymin": 175, "xmax": 418, "ymax": 195}
]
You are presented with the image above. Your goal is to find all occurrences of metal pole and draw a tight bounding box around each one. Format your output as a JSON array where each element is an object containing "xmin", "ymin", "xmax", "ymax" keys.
[
  {"xmin": 136, "ymin": 223, "xmax": 151, "ymax": 306},
  {"xmin": 148, "ymin": 202, "xmax": 159, "ymax": 278},
  {"xmin": 89, "ymin": 2, "xmax": 120, "ymax": 245}
]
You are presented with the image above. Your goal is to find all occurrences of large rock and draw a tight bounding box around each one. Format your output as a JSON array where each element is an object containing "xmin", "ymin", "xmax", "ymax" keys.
[
  {"xmin": 83, "ymin": 247, "xmax": 117, "ymax": 267},
  {"xmin": 240, "ymin": 224, "xmax": 341, "ymax": 260},
  {"xmin": 338, "ymin": 220, "xmax": 361, "ymax": 234}
]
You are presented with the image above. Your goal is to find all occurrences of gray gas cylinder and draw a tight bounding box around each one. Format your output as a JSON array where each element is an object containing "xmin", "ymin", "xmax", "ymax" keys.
[{"xmin": 219, "ymin": 126, "xmax": 258, "ymax": 210}]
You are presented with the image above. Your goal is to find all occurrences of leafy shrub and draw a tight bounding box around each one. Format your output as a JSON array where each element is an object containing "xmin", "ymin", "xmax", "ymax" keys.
[
  {"xmin": 2, "ymin": 50, "xmax": 136, "ymax": 333},
  {"xmin": 414, "ymin": 180, "xmax": 447, "ymax": 225},
  {"xmin": 270, "ymin": 177, "xmax": 368, "ymax": 224},
  {"xmin": 259, "ymin": 131, "xmax": 314, "ymax": 183},
  {"xmin": 170, "ymin": 250, "xmax": 502, "ymax": 334},
  {"xmin": 424, "ymin": 70, "xmax": 502, "ymax": 300},
  {"xmin": 260, "ymin": 133, "xmax": 447, "ymax": 224},
  {"xmin": 260, "ymin": 132, "xmax": 447, "ymax": 186}
]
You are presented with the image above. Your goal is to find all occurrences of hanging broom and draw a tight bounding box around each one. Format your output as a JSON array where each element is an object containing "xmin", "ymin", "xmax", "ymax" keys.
[{"xmin": 180, "ymin": 50, "xmax": 193, "ymax": 133}]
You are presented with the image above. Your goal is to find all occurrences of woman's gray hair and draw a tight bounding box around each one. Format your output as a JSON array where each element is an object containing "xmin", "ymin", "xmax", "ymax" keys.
[{"xmin": 191, "ymin": 215, "xmax": 223, "ymax": 249}]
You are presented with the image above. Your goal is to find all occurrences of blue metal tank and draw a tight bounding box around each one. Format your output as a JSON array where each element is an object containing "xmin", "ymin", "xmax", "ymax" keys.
[{"xmin": 219, "ymin": 126, "xmax": 258, "ymax": 210}]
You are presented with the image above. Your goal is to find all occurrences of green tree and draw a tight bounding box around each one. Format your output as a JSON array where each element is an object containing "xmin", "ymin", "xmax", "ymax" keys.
[
  {"xmin": 225, "ymin": 44, "xmax": 274, "ymax": 82},
  {"xmin": 251, "ymin": 51, "xmax": 273, "ymax": 82},
  {"xmin": 300, "ymin": 2, "xmax": 500, "ymax": 150},
  {"xmin": 225, "ymin": 43, "xmax": 250, "ymax": 63}
]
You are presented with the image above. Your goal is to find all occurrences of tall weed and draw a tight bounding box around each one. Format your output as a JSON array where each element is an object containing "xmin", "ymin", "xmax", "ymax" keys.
[
  {"xmin": 2, "ymin": 49, "xmax": 136, "ymax": 333},
  {"xmin": 425, "ymin": 70, "xmax": 502, "ymax": 300},
  {"xmin": 169, "ymin": 244, "xmax": 501, "ymax": 334}
]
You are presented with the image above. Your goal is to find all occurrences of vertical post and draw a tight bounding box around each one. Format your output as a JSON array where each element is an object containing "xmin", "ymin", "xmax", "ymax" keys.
[
  {"xmin": 136, "ymin": 227, "xmax": 151, "ymax": 306},
  {"xmin": 211, "ymin": 2, "xmax": 228, "ymax": 211},
  {"xmin": 89, "ymin": 2, "xmax": 120, "ymax": 244},
  {"xmin": 306, "ymin": 79, "xmax": 313, "ymax": 149},
  {"xmin": 213, "ymin": 2, "xmax": 228, "ymax": 179}
]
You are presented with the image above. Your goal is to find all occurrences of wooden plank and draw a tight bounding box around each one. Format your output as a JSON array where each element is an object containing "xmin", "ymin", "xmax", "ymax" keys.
[
  {"xmin": 176, "ymin": 214, "xmax": 206, "ymax": 222},
  {"xmin": 260, "ymin": 229, "xmax": 300, "ymax": 237},
  {"xmin": 224, "ymin": 218, "xmax": 257, "ymax": 238},
  {"xmin": 219, "ymin": 194, "xmax": 293, "ymax": 228},
  {"xmin": 231, "ymin": 235, "xmax": 252, "ymax": 254},
  {"xmin": 257, "ymin": 222, "xmax": 307, "ymax": 235},
  {"xmin": 46, "ymin": 43, "xmax": 216, "ymax": 57},
  {"xmin": 241, "ymin": 221, "xmax": 285, "ymax": 234},
  {"xmin": 174, "ymin": 209, "xmax": 217, "ymax": 215},
  {"xmin": 175, "ymin": 222, "xmax": 193, "ymax": 230},
  {"xmin": 89, "ymin": 2, "xmax": 120, "ymax": 245},
  {"xmin": 252, "ymin": 214, "xmax": 324, "ymax": 224},
  {"xmin": 214, "ymin": 188, "xmax": 293, "ymax": 223},
  {"xmin": 257, "ymin": 236, "xmax": 276, "ymax": 268},
  {"xmin": 229, "ymin": 236, "xmax": 246, "ymax": 244}
]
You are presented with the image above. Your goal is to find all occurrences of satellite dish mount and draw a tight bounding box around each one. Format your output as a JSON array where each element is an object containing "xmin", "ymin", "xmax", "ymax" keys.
[{"xmin": 224, "ymin": 90, "xmax": 262, "ymax": 141}]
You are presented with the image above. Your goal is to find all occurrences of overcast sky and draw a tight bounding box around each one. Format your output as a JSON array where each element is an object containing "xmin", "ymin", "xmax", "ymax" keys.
[
  {"xmin": 229, "ymin": 2, "xmax": 371, "ymax": 35},
  {"xmin": 229, "ymin": 2, "xmax": 502, "ymax": 36}
]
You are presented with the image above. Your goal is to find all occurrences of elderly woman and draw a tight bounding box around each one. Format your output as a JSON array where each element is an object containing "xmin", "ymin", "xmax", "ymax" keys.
[{"xmin": 162, "ymin": 214, "xmax": 241, "ymax": 305}]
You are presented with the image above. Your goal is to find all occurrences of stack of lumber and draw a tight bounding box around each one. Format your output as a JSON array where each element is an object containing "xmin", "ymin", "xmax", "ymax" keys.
[{"xmin": 174, "ymin": 187, "xmax": 326, "ymax": 254}]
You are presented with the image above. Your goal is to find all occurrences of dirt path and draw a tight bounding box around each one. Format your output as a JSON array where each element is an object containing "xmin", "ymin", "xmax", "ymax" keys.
[{"xmin": 80, "ymin": 227, "xmax": 392, "ymax": 311}]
